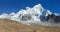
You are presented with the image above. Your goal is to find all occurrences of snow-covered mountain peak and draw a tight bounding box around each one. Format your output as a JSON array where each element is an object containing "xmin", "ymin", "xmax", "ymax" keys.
[
  {"xmin": 0, "ymin": 4, "xmax": 53, "ymax": 22},
  {"xmin": 45, "ymin": 10, "xmax": 52, "ymax": 16},
  {"xmin": 33, "ymin": 4, "xmax": 43, "ymax": 10}
]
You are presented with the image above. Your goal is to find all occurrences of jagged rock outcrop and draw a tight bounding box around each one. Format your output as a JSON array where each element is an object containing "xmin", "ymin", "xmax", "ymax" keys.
[
  {"xmin": 48, "ymin": 14, "xmax": 60, "ymax": 23},
  {"xmin": 41, "ymin": 14, "xmax": 60, "ymax": 23}
]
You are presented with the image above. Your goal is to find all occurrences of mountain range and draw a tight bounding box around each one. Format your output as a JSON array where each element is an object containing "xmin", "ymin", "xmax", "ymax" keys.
[{"xmin": 0, "ymin": 4, "xmax": 60, "ymax": 27}]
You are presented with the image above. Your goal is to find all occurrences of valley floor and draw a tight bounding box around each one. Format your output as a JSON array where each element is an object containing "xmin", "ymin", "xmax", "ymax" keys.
[{"xmin": 0, "ymin": 19, "xmax": 60, "ymax": 32}]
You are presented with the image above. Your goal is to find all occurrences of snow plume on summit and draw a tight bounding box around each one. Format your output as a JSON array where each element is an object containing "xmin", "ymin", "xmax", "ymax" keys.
[{"xmin": 0, "ymin": 4, "xmax": 60, "ymax": 27}]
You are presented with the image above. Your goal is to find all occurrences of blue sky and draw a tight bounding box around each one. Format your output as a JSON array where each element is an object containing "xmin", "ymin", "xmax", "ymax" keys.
[{"xmin": 0, "ymin": 0, "xmax": 60, "ymax": 14}]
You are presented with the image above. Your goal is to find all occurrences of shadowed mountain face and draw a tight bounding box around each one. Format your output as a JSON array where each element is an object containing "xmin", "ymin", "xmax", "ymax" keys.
[
  {"xmin": 49, "ymin": 14, "xmax": 60, "ymax": 23},
  {"xmin": 40, "ymin": 14, "xmax": 60, "ymax": 23}
]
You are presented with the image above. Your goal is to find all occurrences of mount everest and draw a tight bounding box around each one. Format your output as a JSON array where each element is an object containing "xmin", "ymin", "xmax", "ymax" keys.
[{"xmin": 0, "ymin": 4, "xmax": 60, "ymax": 27}]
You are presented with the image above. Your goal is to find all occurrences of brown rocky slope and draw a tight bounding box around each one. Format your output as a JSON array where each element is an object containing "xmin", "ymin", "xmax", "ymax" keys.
[{"xmin": 0, "ymin": 19, "xmax": 60, "ymax": 32}]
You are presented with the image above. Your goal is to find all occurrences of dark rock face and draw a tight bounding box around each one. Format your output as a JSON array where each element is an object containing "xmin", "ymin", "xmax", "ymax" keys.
[
  {"xmin": 48, "ymin": 14, "xmax": 60, "ymax": 23},
  {"xmin": 21, "ymin": 14, "xmax": 32, "ymax": 21},
  {"xmin": 55, "ymin": 16, "xmax": 60, "ymax": 23},
  {"xmin": 40, "ymin": 14, "xmax": 60, "ymax": 23},
  {"xmin": 40, "ymin": 15, "xmax": 49, "ymax": 21}
]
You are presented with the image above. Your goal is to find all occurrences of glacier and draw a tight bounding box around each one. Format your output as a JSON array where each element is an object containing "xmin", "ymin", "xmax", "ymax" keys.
[{"xmin": 0, "ymin": 4, "xmax": 60, "ymax": 27}]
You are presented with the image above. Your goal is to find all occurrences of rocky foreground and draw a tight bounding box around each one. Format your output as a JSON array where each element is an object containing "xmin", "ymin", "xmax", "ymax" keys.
[{"xmin": 0, "ymin": 19, "xmax": 60, "ymax": 32}]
